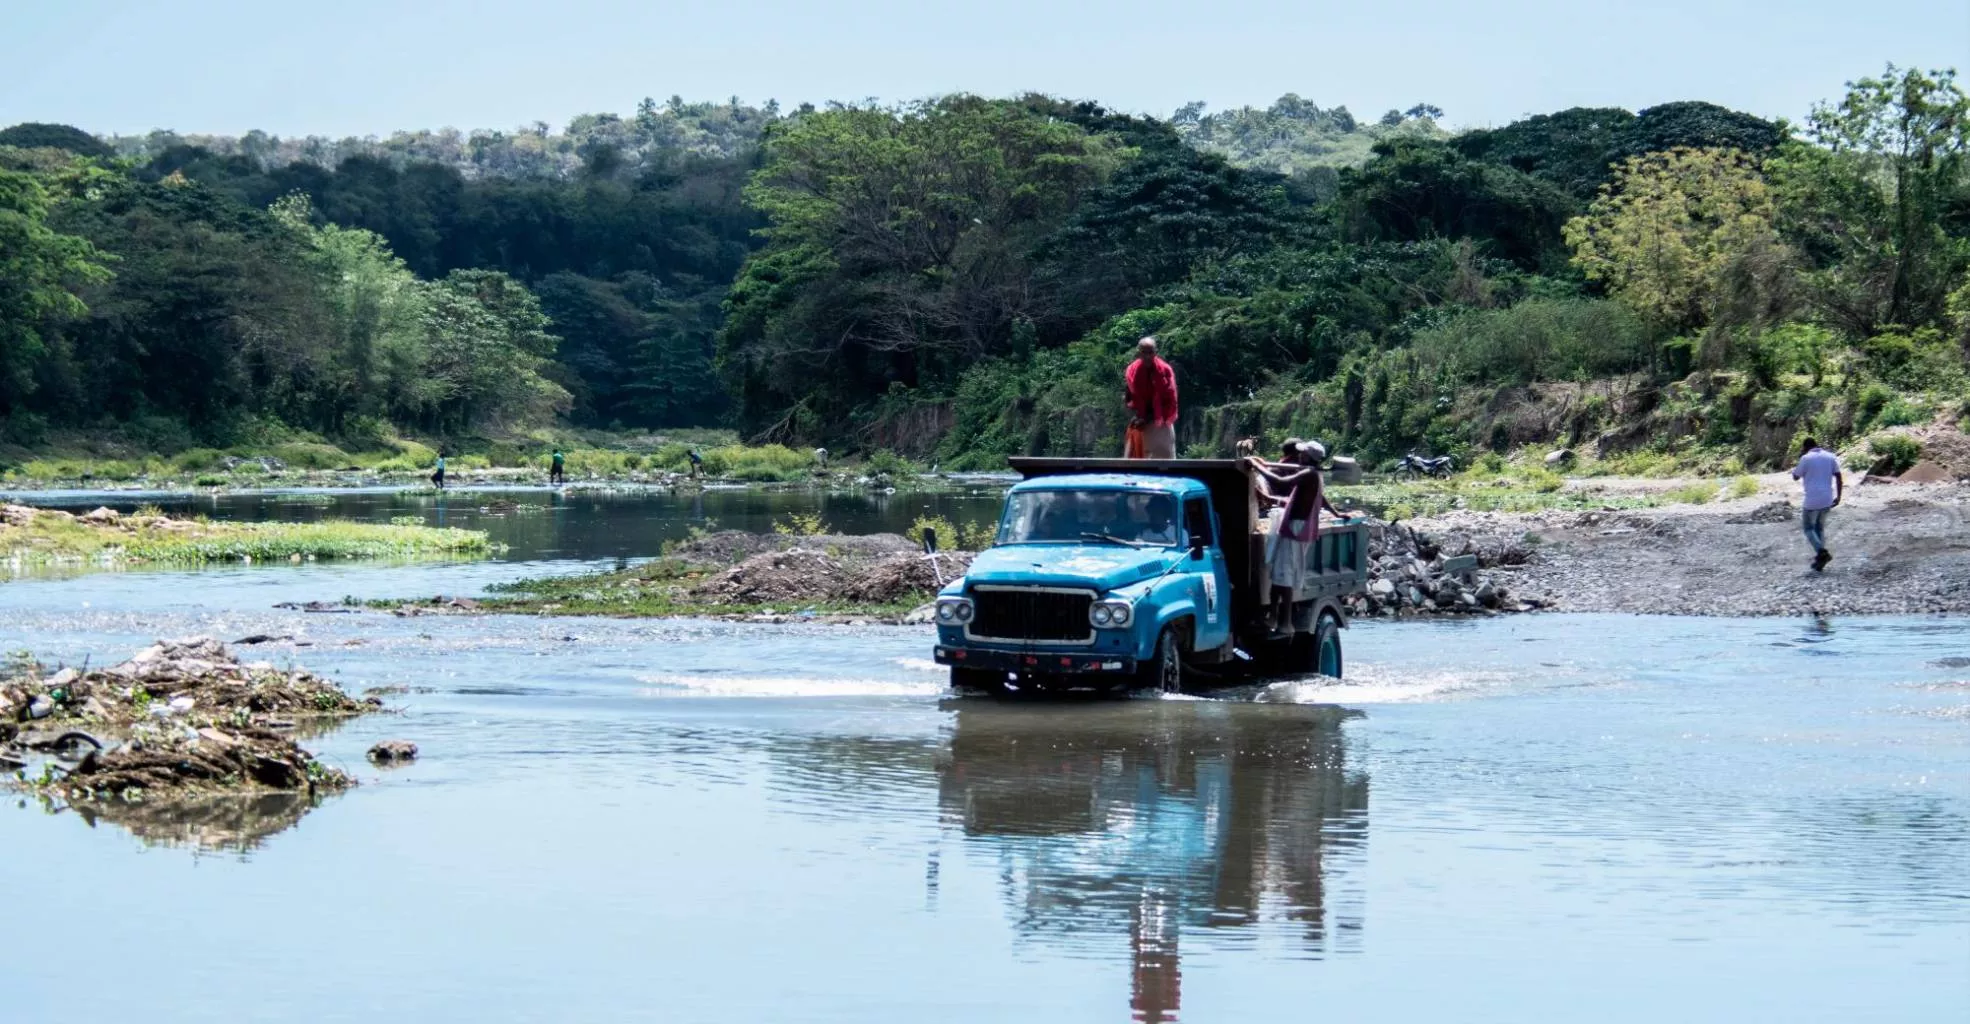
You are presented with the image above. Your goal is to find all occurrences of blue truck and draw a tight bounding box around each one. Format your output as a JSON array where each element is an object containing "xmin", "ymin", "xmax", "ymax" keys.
[{"xmin": 932, "ymin": 457, "xmax": 1369, "ymax": 695}]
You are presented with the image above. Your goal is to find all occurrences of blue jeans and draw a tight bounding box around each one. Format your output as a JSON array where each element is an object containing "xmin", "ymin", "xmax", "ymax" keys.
[{"xmin": 1801, "ymin": 507, "xmax": 1831, "ymax": 553}]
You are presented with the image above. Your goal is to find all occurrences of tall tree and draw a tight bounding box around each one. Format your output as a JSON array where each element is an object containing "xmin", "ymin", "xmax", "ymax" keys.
[
  {"xmin": 1564, "ymin": 147, "xmax": 1789, "ymax": 335},
  {"xmin": 720, "ymin": 96, "xmax": 1123, "ymax": 430},
  {"xmin": 1772, "ymin": 65, "xmax": 1970, "ymax": 336},
  {"xmin": 0, "ymin": 167, "xmax": 110, "ymax": 412}
]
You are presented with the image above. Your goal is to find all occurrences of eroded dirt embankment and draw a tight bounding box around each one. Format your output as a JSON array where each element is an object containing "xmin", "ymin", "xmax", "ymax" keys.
[{"xmin": 1402, "ymin": 484, "xmax": 1970, "ymax": 616}]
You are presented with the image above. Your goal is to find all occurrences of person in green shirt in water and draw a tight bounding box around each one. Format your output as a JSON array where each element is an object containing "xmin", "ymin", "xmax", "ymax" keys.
[
  {"xmin": 430, "ymin": 452, "xmax": 447, "ymax": 490},
  {"xmin": 550, "ymin": 449, "xmax": 566, "ymax": 485}
]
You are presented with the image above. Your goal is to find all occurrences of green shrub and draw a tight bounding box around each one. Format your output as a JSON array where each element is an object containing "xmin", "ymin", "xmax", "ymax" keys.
[
  {"xmin": 1665, "ymin": 482, "xmax": 1717, "ymax": 505},
  {"xmin": 172, "ymin": 448, "xmax": 229, "ymax": 472},
  {"xmin": 1524, "ymin": 468, "xmax": 1564, "ymax": 493},
  {"xmin": 392, "ymin": 439, "xmax": 438, "ymax": 465},
  {"xmin": 485, "ymin": 442, "xmax": 527, "ymax": 468},
  {"xmin": 863, "ymin": 449, "xmax": 920, "ymax": 479},
  {"xmin": 272, "ymin": 442, "xmax": 354, "ymax": 470},
  {"xmin": 1729, "ymin": 476, "xmax": 1760, "ymax": 499},
  {"xmin": 1869, "ymin": 435, "xmax": 1923, "ymax": 475},
  {"xmin": 907, "ymin": 514, "xmax": 995, "ymax": 551},
  {"xmin": 773, "ymin": 512, "xmax": 831, "ymax": 536},
  {"xmin": 702, "ymin": 444, "xmax": 813, "ymax": 482}
]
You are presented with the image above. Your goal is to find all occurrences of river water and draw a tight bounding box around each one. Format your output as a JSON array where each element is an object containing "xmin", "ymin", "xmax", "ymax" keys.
[{"xmin": 2, "ymin": 489, "xmax": 1965, "ymax": 1023}]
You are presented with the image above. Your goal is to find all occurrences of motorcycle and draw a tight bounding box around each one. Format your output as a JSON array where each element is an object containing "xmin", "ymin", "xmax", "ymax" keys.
[{"xmin": 1397, "ymin": 450, "xmax": 1456, "ymax": 479}]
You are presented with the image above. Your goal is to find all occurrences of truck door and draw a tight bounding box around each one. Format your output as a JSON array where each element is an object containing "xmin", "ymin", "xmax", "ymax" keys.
[{"xmin": 1183, "ymin": 496, "xmax": 1233, "ymax": 651}]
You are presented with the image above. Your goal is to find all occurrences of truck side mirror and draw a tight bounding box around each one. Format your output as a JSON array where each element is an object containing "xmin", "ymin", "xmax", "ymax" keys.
[{"xmin": 922, "ymin": 527, "xmax": 939, "ymax": 554}]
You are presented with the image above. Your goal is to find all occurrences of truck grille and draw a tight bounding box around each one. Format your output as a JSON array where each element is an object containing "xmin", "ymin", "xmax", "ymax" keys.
[{"xmin": 968, "ymin": 588, "xmax": 1095, "ymax": 643}]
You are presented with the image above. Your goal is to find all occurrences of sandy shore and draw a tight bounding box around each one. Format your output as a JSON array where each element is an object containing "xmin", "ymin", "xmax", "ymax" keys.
[{"xmin": 1407, "ymin": 482, "xmax": 1970, "ymax": 616}]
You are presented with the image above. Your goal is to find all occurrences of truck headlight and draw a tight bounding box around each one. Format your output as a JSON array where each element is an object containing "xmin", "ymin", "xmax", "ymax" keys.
[
  {"xmin": 936, "ymin": 598, "xmax": 974, "ymax": 624},
  {"xmin": 1090, "ymin": 599, "xmax": 1134, "ymax": 629}
]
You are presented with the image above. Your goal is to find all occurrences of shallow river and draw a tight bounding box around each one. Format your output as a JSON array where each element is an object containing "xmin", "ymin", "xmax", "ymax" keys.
[{"xmin": 2, "ymin": 490, "xmax": 1965, "ymax": 1023}]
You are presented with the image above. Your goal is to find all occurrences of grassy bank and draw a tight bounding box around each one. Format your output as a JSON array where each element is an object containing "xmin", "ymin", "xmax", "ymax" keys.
[
  {"xmin": 0, "ymin": 505, "xmax": 495, "ymax": 571},
  {"xmin": 0, "ymin": 434, "xmax": 944, "ymax": 491}
]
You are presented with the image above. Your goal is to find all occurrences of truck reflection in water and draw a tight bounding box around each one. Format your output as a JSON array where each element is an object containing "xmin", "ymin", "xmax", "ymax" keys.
[{"xmin": 935, "ymin": 700, "xmax": 1369, "ymax": 1023}]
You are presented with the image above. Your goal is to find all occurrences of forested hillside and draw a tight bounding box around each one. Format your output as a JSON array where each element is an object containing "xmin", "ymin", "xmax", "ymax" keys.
[{"xmin": 2, "ymin": 66, "xmax": 1964, "ymax": 472}]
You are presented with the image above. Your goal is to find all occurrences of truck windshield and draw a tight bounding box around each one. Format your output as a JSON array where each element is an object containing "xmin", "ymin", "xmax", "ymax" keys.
[{"xmin": 997, "ymin": 490, "xmax": 1183, "ymax": 547}]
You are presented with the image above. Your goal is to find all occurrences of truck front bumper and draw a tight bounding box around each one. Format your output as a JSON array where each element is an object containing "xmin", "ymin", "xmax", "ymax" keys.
[{"xmin": 934, "ymin": 646, "xmax": 1137, "ymax": 675}]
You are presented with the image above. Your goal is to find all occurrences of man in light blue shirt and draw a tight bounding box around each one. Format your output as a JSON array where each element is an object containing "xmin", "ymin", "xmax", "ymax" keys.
[{"xmin": 1790, "ymin": 437, "xmax": 1843, "ymax": 572}]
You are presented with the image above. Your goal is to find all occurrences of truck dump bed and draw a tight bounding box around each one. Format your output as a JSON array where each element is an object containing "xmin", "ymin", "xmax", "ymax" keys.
[{"xmin": 1007, "ymin": 457, "xmax": 1367, "ymax": 625}]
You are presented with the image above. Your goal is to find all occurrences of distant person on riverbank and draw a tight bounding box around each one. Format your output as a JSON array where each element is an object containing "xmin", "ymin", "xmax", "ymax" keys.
[
  {"xmin": 1123, "ymin": 336, "xmax": 1178, "ymax": 459},
  {"xmin": 1792, "ymin": 437, "xmax": 1844, "ymax": 571},
  {"xmin": 814, "ymin": 447, "xmax": 829, "ymax": 470},
  {"xmin": 431, "ymin": 452, "xmax": 447, "ymax": 490},
  {"xmin": 687, "ymin": 448, "xmax": 703, "ymax": 479},
  {"xmin": 549, "ymin": 449, "xmax": 565, "ymax": 485}
]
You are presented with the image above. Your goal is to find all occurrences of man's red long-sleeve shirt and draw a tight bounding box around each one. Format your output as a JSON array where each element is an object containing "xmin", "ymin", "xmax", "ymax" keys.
[{"xmin": 1125, "ymin": 357, "xmax": 1179, "ymax": 428}]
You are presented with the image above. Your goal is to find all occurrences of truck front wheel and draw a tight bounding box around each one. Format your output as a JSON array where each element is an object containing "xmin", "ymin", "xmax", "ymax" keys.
[
  {"xmin": 1138, "ymin": 626, "xmax": 1183, "ymax": 694},
  {"xmin": 950, "ymin": 666, "xmax": 1010, "ymax": 695}
]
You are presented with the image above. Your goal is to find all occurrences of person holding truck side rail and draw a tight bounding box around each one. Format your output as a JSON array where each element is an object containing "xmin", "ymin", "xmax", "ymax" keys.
[
  {"xmin": 1791, "ymin": 436, "xmax": 1844, "ymax": 572},
  {"xmin": 1247, "ymin": 441, "xmax": 1345, "ymax": 637}
]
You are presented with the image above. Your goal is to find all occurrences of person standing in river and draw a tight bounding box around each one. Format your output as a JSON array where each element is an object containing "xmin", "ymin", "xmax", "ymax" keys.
[
  {"xmin": 431, "ymin": 451, "xmax": 447, "ymax": 490},
  {"xmin": 1791, "ymin": 437, "xmax": 1844, "ymax": 571},
  {"xmin": 1123, "ymin": 337, "xmax": 1178, "ymax": 459},
  {"xmin": 549, "ymin": 449, "xmax": 566, "ymax": 486}
]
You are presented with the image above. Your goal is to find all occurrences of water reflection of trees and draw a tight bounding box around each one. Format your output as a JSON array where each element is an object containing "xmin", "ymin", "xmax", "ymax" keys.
[{"xmin": 937, "ymin": 700, "xmax": 1369, "ymax": 1023}]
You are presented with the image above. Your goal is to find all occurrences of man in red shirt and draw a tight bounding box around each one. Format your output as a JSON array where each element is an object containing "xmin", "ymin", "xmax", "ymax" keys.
[{"xmin": 1123, "ymin": 337, "xmax": 1179, "ymax": 459}]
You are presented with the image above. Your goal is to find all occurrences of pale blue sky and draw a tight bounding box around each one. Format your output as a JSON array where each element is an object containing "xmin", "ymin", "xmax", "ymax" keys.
[{"xmin": 3, "ymin": 0, "xmax": 1965, "ymax": 137}]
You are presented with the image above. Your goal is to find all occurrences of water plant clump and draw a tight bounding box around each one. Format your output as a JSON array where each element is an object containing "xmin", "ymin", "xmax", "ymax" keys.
[{"xmin": 0, "ymin": 503, "xmax": 496, "ymax": 572}]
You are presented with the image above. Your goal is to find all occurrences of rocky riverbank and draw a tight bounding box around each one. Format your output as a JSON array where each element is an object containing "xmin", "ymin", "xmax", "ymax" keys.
[{"xmin": 1397, "ymin": 482, "xmax": 1970, "ymax": 616}]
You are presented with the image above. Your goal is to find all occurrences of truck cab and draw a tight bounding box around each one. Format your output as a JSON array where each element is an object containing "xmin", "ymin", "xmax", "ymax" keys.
[{"xmin": 932, "ymin": 458, "xmax": 1368, "ymax": 695}]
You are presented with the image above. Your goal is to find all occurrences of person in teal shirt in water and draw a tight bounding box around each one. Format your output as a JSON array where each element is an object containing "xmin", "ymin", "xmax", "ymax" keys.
[
  {"xmin": 431, "ymin": 453, "xmax": 447, "ymax": 490},
  {"xmin": 550, "ymin": 449, "xmax": 566, "ymax": 485}
]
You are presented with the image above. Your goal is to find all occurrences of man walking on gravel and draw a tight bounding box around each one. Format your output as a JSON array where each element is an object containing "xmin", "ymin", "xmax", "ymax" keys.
[
  {"xmin": 1123, "ymin": 337, "xmax": 1178, "ymax": 459},
  {"xmin": 1791, "ymin": 437, "xmax": 1843, "ymax": 571}
]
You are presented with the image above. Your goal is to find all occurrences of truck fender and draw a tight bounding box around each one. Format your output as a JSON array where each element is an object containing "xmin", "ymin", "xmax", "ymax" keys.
[{"xmin": 1144, "ymin": 602, "xmax": 1199, "ymax": 658}]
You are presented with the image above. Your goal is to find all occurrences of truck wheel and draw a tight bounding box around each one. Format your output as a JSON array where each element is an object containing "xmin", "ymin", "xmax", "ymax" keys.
[
  {"xmin": 1313, "ymin": 614, "xmax": 1343, "ymax": 679},
  {"xmin": 1139, "ymin": 627, "xmax": 1183, "ymax": 694},
  {"xmin": 950, "ymin": 666, "xmax": 1009, "ymax": 695}
]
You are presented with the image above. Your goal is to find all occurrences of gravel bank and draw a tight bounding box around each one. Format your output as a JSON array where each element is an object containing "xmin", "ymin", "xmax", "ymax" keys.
[{"xmin": 1403, "ymin": 483, "xmax": 1970, "ymax": 616}]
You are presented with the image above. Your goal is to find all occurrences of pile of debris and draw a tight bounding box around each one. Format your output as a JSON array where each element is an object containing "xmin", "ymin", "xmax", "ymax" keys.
[
  {"xmin": 691, "ymin": 549, "xmax": 850, "ymax": 605},
  {"xmin": 689, "ymin": 545, "xmax": 974, "ymax": 608},
  {"xmin": 668, "ymin": 529, "xmax": 918, "ymax": 565},
  {"xmin": 1347, "ymin": 521, "xmax": 1540, "ymax": 617},
  {"xmin": 1, "ymin": 637, "xmax": 381, "ymax": 800},
  {"xmin": 836, "ymin": 551, "xmax": 975, "ymax": 604}
]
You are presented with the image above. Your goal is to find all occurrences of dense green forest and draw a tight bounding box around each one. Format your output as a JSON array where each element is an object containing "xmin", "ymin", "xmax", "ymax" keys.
[{"xmin": 2, "ymin": 67, "xmax": 1965, "ymax": 471}]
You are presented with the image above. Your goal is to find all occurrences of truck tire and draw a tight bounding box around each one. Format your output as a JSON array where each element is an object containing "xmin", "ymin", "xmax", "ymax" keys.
[
  {"xmin": 1138, "ymin": 626, "xmax": 1183, "ymax": 694},
  {"xmin": 950, "ymin": 666, "xmax": 1010, "ymax": 695},
  {"xmin": 1313, "ymin": 613, "xmax": 1343, "ymax": 679}
]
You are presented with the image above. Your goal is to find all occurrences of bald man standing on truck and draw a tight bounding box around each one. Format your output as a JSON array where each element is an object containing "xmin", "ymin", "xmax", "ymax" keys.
[{"xmin": 1123, "ymin": 337, "xmax": 1178, "ymax": 459}]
